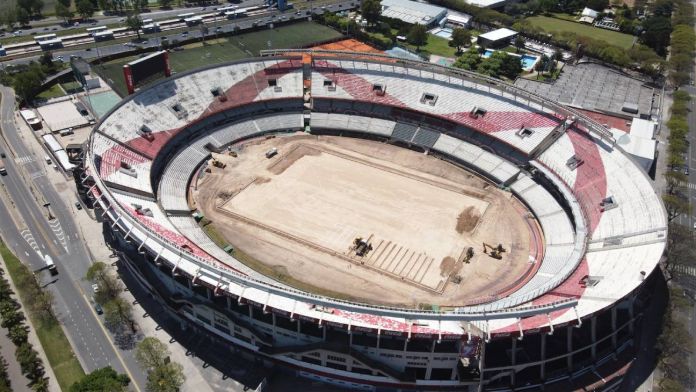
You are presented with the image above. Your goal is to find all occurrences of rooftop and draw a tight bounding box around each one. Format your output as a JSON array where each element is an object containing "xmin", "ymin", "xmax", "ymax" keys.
[
  {"xmin": 381, "ymin": 0, "xmax": 447, "ymax": 25},
  {"xmin": 478, "ymin": 28, "xmax": 518, "ymax": 42}
]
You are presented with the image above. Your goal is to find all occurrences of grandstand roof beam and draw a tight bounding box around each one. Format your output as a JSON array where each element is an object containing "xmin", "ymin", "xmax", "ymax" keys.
[
  {"xmin": 546, "ymin": 314, "xmax": 554, "ymax": 335},
  {"xmin": 574, "ymin": 307, "xmax": 583, "ymax": 328},
  {"xmin": 517, "ymin": 319, "xmax": 524, "ymax": 340}
]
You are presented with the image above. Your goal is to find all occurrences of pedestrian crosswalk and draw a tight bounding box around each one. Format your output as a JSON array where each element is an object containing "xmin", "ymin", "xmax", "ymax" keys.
[
  {"xmin": 672, "ymin": 264, "xmax": 696, "ymax": 277},
  {"xmin": 14, "ymin": 156, "xmax": 34, "ymax": 165}
]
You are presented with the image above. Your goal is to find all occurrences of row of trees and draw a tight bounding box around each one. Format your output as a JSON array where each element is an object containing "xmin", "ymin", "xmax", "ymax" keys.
[
  {"xmin": 655, "ymin": 286, "xmax": 694, "ymax": 391},
  {"xmin": 665, "ymin": 0, "xmax": 695, "ymax": 87},
  {"xmin": 69, "ymin": 367, "xmax": 130, "ymax": 392},
  {"xmin": 0, "ymin": 265, "xmax": 49, "ymax": 391},
  {"xmin": 56, "ymin": 0, "xmax": 98, "ymax": 22},
  {"xmin": 85, "ymin": 262, "xmax": 186, "ymax": 391},
  {"xmin": 85, "ymin": 262, "xmax": 141, "ymax": 348},
  {"xmin": 662, "ymin": 90, "xmax": 691, "ymax": 221},
  {"xmin": 135, "ymin": 337, "xmax": 186, "ymax": 392},
  {"xmin": 453, "ymin": 47, "xmax": 523, "ymax": 80},
  {"xmin": 0, "ymin": 356, "xmax": 11, "ymax": 392}
]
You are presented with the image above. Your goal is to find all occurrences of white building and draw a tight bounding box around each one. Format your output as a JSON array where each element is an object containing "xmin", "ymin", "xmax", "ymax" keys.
[
  {"xmin": 611, "ymin": 118, "xmax": 657, "ymax": 172},
  {"xmin": 380, "ymin": 0, "xmax": 447, "ymax": 26}
]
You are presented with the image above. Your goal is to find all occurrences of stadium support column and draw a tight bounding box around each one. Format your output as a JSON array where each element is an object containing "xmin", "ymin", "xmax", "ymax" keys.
[
  {"xmin": 163, "ymin": 51, "xmax": 172, "ymax": 77},
  {"xmin": 123, "ymin": 65, "xmax": 135, "ymax": 94},
  {"xmin": 477, "ymin": 340, "xmax": 487, "ymax": 392},
  {"xmin": 566, "ymin": 326, "xmax": 573, "ymax": 371},
  {"xmin": 590, "ymin": 316, "xmax": 597, "ymax": 360},
  {"xmin": 540, "ymin": 333, "xmax": 546, "ymax": 381},
  {"xmin": 510, "ymin": 338, "xmax": 517, "ymax": 387},
  {"xmin": 611, "ymin": 307, "xmax": 617, "ymax": 349}
]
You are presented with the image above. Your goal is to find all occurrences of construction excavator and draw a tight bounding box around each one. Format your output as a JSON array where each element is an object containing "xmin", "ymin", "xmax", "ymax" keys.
[
  {"xmin": 461, "ymin": 247, "xmax": 475, "ymax": 264},
  {"xmin": 352, "ymin": 237, "xmax": 373, "ymax": 257},
  {"xmin": 212, "ymin": 158, "xmax": 227, "ymax": 169},
  {"xmin": 482, "ymin": 242, "xmax": 506, "ymax": 260}
]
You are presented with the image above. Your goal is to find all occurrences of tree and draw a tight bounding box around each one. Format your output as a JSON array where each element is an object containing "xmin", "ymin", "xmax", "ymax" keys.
[
  {"xmin": 16, "ymin": 7, "xmax": 30, "ymax": 26},
  {"xmin": 126, "ymin": 13, "xmax": 143, "ymax": 40},
  {"xmin": 663, "ymin": 194, "xmax": 691, "ymax": 222},
  {"xmin": 104, "ymin": 297, "xmax": 136, "ymax": 334},
  {"xmin": 76, "ymin": 0, "xmax": 94, "ymax": 18},
  {"xmin": 513, "ymin": 35, "xmax": 525, "ymax": 53},
  {"xmin": 55, "ymin": 2, "xmax": 73, "ymax": 23},
  {"xmin": 7, "ymin": 324, "xmax": 28, "ymax": 345},
  {"xmin": 135, "ymin": 337, "xmax": 169, "ymax": 372},
  {"xmin": 407, "ymin": 24, "xmax": 427, "ymax": 50},
  {"xmin": 12, "ymin": 68, "xmax": 44, "ymax": 103},
  {"xmin": 69, "ymin": 367, "xmax": 130, "ymax": 392},
  {"xmin": 145, "ymin": 362, "xmax": 185, "ymax": 392},
  {"xmin": 15, "ymin": 342, "xmax": 42, "ymax": 380},
  {"xmin": 159, "ymin": 0, "xmax": 172, "ymax": 8},
  {"xmin": 664, "ymin": 170, "xmax": 687, "ymax": 195},
  {"xmin": 449, "ymin": 28, "xmax": 471, "ymax": 53},
  {"xmin": 1, "ymin": 8, "xmax": 18, "ymax": 29},
  {"xmin": 640, "ymin": 16, "xmax": 672, "ymax": 56},
  {"xmin": 453, "ymin": 46, "xmax": 482, "ymax": 71},
  {"xmin": 360, "ymin": 0, "xmax": 381, "ymax": 27},
  {"xmin": 85, "ymin": 262, "xmax": 123, "ymax": 304}
]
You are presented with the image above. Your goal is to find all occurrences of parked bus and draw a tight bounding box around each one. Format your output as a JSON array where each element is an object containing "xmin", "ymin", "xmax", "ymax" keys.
[
  {"xmin": 177, "ymin": 12, "xmax": 196, "ymax": 21},
  {"xmin": 86, "ymin": 26, "xmax": 107, "ymax": 36}
]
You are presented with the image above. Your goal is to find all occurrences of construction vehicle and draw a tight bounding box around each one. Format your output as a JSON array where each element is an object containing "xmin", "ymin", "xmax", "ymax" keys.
[
  {"xmin": 352, "ymin": 237, "xmax": 373, "ymax": 257},
  {"xmin": 212, "ymin": 159, "xmax": 226, "ymax": 169},
  {"xmin": 462, "ymin": 247, "xmax": 475, "ymax": 263},
  {"xmin": 44, "ymin": 254, "xmax": 58, "ymax": 275},
  {"xmin": 482, "ymin": 243, "xmax": 506, "ymax": 260},
  {"xmin": 265, "ymin": 148, "xmax": 278, "ymax": 159}
]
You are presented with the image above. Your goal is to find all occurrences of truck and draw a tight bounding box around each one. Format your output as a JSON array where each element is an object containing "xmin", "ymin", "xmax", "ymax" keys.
[{"xmin": 44, "ymin": 254, "xmax": 57, "ymax": 275}]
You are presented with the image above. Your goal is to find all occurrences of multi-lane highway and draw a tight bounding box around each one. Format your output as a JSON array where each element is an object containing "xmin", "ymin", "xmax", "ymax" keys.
[{"xmin": 0, "ymin": 86, "xmax": 147, "ymax": 390}]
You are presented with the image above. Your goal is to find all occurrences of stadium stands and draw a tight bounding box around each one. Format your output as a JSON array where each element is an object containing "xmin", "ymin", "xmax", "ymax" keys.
[{"xmin": 84, "ymin": 52, "xmax": 666, "ymax": 391}]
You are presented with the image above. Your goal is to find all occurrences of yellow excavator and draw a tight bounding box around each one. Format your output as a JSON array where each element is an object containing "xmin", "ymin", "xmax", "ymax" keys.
[{"xmin": 482, "ymin": 243, "xmax": 506, "ymax": 260}]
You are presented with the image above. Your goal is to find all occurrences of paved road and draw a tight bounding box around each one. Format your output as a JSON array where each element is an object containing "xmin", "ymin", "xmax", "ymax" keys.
[
  {"xmin": 1, "ymin": 2, "xmax": 353, "ymax": 67},
  {"xmin": 0, "ymin": 86, "xmax": 147, "ymax": 389},
  {"xmin": 3, "ymin": 2, "xmax": 263, "ymax": 39}
]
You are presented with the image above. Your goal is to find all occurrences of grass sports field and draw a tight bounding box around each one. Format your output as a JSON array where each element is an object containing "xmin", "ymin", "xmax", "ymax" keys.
[
  {"xmin": 95, "ymin": 22, "xmax": 342, "ymax": 96},
  {"xmin": 525, "ymin": 16, "xmax": 636, "ymax": 49}
]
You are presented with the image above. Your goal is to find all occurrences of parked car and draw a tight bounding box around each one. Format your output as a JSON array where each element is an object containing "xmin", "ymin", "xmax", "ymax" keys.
[
  {"xmin": 75, "ymin": 201, "xmax": 82, "ymax": 210},
  {"xmin": 92, "ymin": 283, "xmax": 99, "ymax": 293},
  {"xmin": 94, "ymin": 303, "xmax": 103, "ymax": 315}
]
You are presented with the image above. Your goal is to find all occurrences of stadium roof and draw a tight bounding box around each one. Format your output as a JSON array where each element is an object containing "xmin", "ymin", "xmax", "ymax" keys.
[{"xmin": 380, "ymin": 0, "xmax": 447, "ymax": 25}]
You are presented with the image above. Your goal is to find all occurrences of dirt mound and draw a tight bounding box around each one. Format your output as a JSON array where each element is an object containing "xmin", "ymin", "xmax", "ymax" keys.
[{"xmin": 456, "ymin": 207, "xmax": 480, "ymax": 234}]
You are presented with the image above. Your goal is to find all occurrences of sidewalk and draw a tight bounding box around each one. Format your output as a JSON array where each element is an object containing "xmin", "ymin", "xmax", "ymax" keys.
[{"xmin": 0, "ymin": 253, "xmax": 61, "ymax": 392}]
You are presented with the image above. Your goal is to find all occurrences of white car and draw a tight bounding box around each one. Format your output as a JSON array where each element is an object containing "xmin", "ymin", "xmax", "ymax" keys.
[{"xmin": 92, "ymin": 283, "xmax": 99, "ymax": 293}]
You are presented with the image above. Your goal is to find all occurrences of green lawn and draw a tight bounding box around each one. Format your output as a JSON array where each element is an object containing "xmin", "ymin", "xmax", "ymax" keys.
[
  {"xmin": 36, "ymin": 83, "xmax": 65, "ymax": 100},
  {"xmin": 0, "ymin": 242, "xmax": 85, "ymax": 391},
  {"xmin": 525, "ymin": 16, "xmax": 635, "ymax": 49},
  {"xmin": 95, "ymin": 21, "xmax": 344, "ymax": 96}
]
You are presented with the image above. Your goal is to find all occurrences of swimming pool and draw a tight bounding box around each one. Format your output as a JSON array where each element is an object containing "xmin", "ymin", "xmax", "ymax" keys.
[
  {"xmin": 431, "ymin": 27, "xmax": 453, "ymax": 40},
  {"xmin": 482, "ymin": 50, "xmax": 539, "ymax": 70},
  {"xmin": 86, "ymin": 90, "xmax": 122, "ymax": 119}
]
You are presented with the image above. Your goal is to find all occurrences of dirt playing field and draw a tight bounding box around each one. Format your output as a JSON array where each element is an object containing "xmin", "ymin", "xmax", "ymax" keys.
[{"xmin": 193, "ymin": 134, "xmax": 537, "ymax": 307}]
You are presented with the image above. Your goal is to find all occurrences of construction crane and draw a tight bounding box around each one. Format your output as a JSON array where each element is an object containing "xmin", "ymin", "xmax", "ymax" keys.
[
  {"xmin": 482, "ymin": 243, "xmax": 506, "ymax": 260},
  {"xmin": 352, "ymin": 237, "xmax": 373, "ymax": 257}
]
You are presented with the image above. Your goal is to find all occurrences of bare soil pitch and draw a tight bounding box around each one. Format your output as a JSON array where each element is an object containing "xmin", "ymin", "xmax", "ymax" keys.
[{"xmin": 193, "ymin": 134, "xmax": 536, "ymax": 307}]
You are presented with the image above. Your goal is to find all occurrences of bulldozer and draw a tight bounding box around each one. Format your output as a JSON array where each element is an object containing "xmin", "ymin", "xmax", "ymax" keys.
[
  {"xmin": 352, "ymin": 237, "xmax": 373, "ymax": 257},
  {"xmin": 482, "ymin": 242, "xmax": 506, "ymax": 260}
]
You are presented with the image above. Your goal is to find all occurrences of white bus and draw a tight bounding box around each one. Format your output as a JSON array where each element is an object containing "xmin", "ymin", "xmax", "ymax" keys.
[
  {"xmin": 86, "ymin": 26, "xmax": 107, "ymax": 36},
  {"xmin": 44, "ymin": 254, "xmax": 57, "ymax": 275},
  {"xmin": 225, "ymin": 8, "xmax": 248, "ymax": 19},
  {"xmin": 177, "ymin": 12, "xmax": 196, "ymax": 21},
  {"xmin": 141, "ymin": 18, "xmax": 153, "ymax": 24},
  {"xmin": 184, "ymin": 15, "xmax": 203, "ymax": 26},
  {"xmin": 217, "ymin": 5, "xmax": 238, "ymax": 15},
  {"xmin": 34, "ymin": 33, "xmax": 57, "ymax": 42}
]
